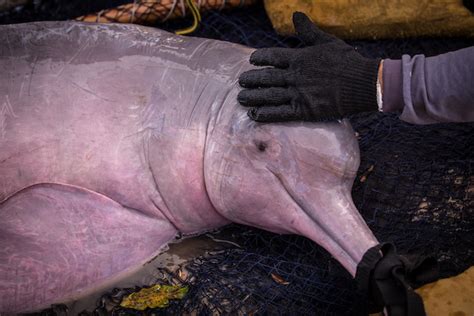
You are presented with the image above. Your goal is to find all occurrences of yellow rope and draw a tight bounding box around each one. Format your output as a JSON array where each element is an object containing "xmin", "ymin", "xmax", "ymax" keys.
[{"xmin": 175, "ymin": 0, "xmax": 202, "ymax": 35}]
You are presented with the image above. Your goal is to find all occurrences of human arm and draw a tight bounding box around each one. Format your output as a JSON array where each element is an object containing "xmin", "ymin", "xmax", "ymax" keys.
[
  {"xmin": 238, "ymin": 12, "xmax": 474, "ymax": 124},
  {"xmin": 381, "ymin": 47, "xmax": 474, "ymax": 124}
]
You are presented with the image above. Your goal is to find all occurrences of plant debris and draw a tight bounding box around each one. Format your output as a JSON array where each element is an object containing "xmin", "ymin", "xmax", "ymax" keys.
[
  {"xmin": 271, "ymin": 273, "xmax": 290, "ymax": 285},
  {"xmin": 120, "ymin": 284, "xmax": 188, "ymax": 310}
]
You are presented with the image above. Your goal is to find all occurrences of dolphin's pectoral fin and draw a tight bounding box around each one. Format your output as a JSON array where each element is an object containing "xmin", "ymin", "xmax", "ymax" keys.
[{"xmin": 0, "ymin": 183, "xmax": 177, "ymax": 314}]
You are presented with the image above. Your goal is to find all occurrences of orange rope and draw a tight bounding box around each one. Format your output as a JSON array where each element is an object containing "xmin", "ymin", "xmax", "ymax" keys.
[{"xmin": 76, "ymin": 0, "xmax": 256, "ymax": 26}]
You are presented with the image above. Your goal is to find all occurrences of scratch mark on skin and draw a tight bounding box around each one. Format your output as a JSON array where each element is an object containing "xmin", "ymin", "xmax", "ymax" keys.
[
  {"xmin": 53, "ymin": 42, "xmax": 88, "ymax": 78},
  {"xmin": 187, "ymin": 39, "xmax": 212, "ymax": 62},
  {"xmin": 5, "ymin": 95, "xmax": 17, "ymax": 118},
  {"xmin": 27, "ymin": 57, "xmax": 38, "ymax": 96},
  {"xmin": 66, "ymin": 42, "xmax": 88, "ymax": 63},
  {"xmin": 123, "ymin": 127, "xmax": 157, "ymax": 141},
  {"xmin": 4, "ymin": 32, "xmax": 13, "ymax": 57},
  {"xmin": 211, "ymin": 171, "xmax": 234, "ymax": 178},
  {"xmin": 159, "ymin": 67, "xmax": 169, "ymax": 83},
  {"xmin": 18, "ymin": 79, "xmax": 26, "ymax": 99},
  {"xmin": 69, "ymin": 81, "xmax": 115, "ymax": 102},
  {"xmin": 0, "ymin": 145, "xmax": 46, "ymax": 165},
  {"xmin": 187, "ymin": 80, "xmax": 209, "ymax": 126},
  {"xmin": 0, "ymin": 95, "xmax": 18, "ymax": 139}
]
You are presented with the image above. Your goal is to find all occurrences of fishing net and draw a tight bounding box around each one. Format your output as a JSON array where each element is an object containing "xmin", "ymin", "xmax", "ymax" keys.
[
  {"xmin": 0, "ymin": 0, "xmax": 257, "ymax": 25},
  {"xmin": 2, "ymin": 1, "xmax": 473, "ymax": 315}
]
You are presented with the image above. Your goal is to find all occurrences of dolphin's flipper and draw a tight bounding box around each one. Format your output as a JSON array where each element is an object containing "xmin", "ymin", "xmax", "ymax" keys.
[{"xmin": 0, "ymin": 183, "xmax": 177, "ymax": 314}]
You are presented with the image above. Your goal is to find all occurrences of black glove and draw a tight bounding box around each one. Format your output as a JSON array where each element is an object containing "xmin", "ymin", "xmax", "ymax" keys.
[
  {"xmin": 238, "ymin": 12, "xmax": 381, "ymax": 122},
  {"xmin": 356, "ymin": 243, "xmax": 439, "ymax": 316}
]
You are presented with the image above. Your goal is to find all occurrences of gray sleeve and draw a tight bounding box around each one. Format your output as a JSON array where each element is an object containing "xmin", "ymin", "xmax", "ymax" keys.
[{"xmin": 382, "ymin": 46, "xmax": 474, "ymax": 125}]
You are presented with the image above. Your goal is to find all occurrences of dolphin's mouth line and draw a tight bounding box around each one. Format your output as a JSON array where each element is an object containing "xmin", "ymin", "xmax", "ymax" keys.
[{"xmin": 265, "ymin": 166, "xmax": 358, "ymax": 267}]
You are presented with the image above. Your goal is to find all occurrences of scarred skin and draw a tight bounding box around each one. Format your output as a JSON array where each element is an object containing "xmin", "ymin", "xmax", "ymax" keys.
[{"xmin": 0, "ymin": 22, "xmax": 378, "ymax": 313}]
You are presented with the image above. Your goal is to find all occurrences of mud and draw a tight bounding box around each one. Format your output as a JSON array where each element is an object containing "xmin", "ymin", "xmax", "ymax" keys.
[{"xmin": 66, "ymin": 234, "xmax": 225, "ymax": 314}]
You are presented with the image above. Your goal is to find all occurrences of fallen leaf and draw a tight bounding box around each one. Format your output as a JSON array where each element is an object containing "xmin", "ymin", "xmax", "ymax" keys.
[
  {"xmin": 360, "ymin": 165, "xmax": 375, "ymax": 182},
  {"xmin": 271, "ymin": 273, "xmax": 289, "ymax": 285},
  {"xmin": 120, "ymin": 284, "xmax": 188, "ymax": 310}
]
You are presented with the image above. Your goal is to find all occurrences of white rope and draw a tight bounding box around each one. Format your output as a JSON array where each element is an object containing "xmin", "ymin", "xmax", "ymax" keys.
[
  {"xmin": 162, "ymin": 0, "xmax": 179, "ymax": 21},
  {"xmin": 97, "ymin": 9, "xmax": 104, "ymax": 22},
  {"xmin": 130, "ymin": 0, "xmax": 138, "ymax": 23},
  {"xmin": 219, "ymin": 0, "xmax": 226, "ymax": 11},
  {"xmin": 179, "ymin": 0, "xmax": 186, "ymax": 17}
]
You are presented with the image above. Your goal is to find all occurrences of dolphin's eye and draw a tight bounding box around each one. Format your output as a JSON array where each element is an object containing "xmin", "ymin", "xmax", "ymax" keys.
[{"xmin": 256, "ymin": 141, "xmax": 267, "ymax": 152}]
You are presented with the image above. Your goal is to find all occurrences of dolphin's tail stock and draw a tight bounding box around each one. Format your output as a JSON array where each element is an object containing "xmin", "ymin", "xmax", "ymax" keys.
[{"xmin": 0, "ymin": 183, "xmax": 177, "ymax": 314}]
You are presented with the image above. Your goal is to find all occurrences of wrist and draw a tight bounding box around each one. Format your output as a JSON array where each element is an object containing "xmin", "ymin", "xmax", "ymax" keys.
[
  {"xmin": 378, "ymin": 60, "xmax": 384, "ymax": 91},
  {"xmin": 381, "ymin": 59, "xmax": 404, "ymax": 113},
  {"xmin": 376, "ymin": 60, "xmax": 384, "ymax": 111},
  {"xmin": 340, "ymin": 57, "xmax": 380, "ymax": 115}
]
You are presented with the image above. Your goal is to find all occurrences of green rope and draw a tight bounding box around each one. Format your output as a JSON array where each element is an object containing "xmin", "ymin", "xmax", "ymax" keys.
[{"xmin": 175, "ymin": 0, "xmax": 201, "ymax": 35}]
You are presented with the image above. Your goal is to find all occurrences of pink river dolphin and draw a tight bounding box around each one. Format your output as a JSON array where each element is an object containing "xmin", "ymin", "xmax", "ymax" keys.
[{"xmin": 0, "ymin": 21, "xmax": 379, "ymax": 313}]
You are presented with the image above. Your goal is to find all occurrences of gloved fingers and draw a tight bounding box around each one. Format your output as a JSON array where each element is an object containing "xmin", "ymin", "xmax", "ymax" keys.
[
  {"xmin": 237, "ymin": 87, "xmax": 292, "ymax": 106},
  {"xmin": 247, "ymin": 103, "xmax": 343, "ymax": 122},
  {"xmin": 239, "ymin": 68, "xmax": 287, "ymax": 88},
  {"xmin": 292, "ymin": 11, "xmax": 337, "ymax": 46},
  {"xmin": 249, "ymin": 47, "xmax": 292, "ymax": 68},
  {"xmin": 247, "ymin": 104, "xmax": 301, "ymax": 122}
]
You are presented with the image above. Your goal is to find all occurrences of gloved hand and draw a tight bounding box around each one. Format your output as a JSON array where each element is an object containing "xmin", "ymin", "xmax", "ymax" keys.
[
  {"xmin": 356, "ymin": 243, "xmax": 439, "ymax": 316},
  {"xmin": 238, "ymin": 12, "xmax": 381, "ymax": 122}
]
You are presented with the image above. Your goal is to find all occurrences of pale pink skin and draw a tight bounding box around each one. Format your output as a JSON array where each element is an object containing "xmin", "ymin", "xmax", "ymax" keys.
[{"xmin": 0, "ymin": 22, "xmax": 378, "ymax": 313}]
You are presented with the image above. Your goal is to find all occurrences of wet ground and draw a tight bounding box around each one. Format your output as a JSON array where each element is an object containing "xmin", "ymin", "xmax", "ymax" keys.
[
  {"xmin": 66, "ymin": 234, "xmax": 227, "ymax": 314},
  {"xmin": 64, "ymin": 232, "xmax": 474, "ymax": 316}
]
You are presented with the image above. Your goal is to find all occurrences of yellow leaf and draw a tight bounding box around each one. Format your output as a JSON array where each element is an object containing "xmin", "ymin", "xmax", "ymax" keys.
[{"xmin": 120, "ymin": 284, "xmax": 188, "ymax": 310}]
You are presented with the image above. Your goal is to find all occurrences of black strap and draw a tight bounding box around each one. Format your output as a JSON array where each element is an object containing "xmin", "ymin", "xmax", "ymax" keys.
[{"xmin": 355, "ymin": 243, "xmax": 439, "ymax": 316}]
